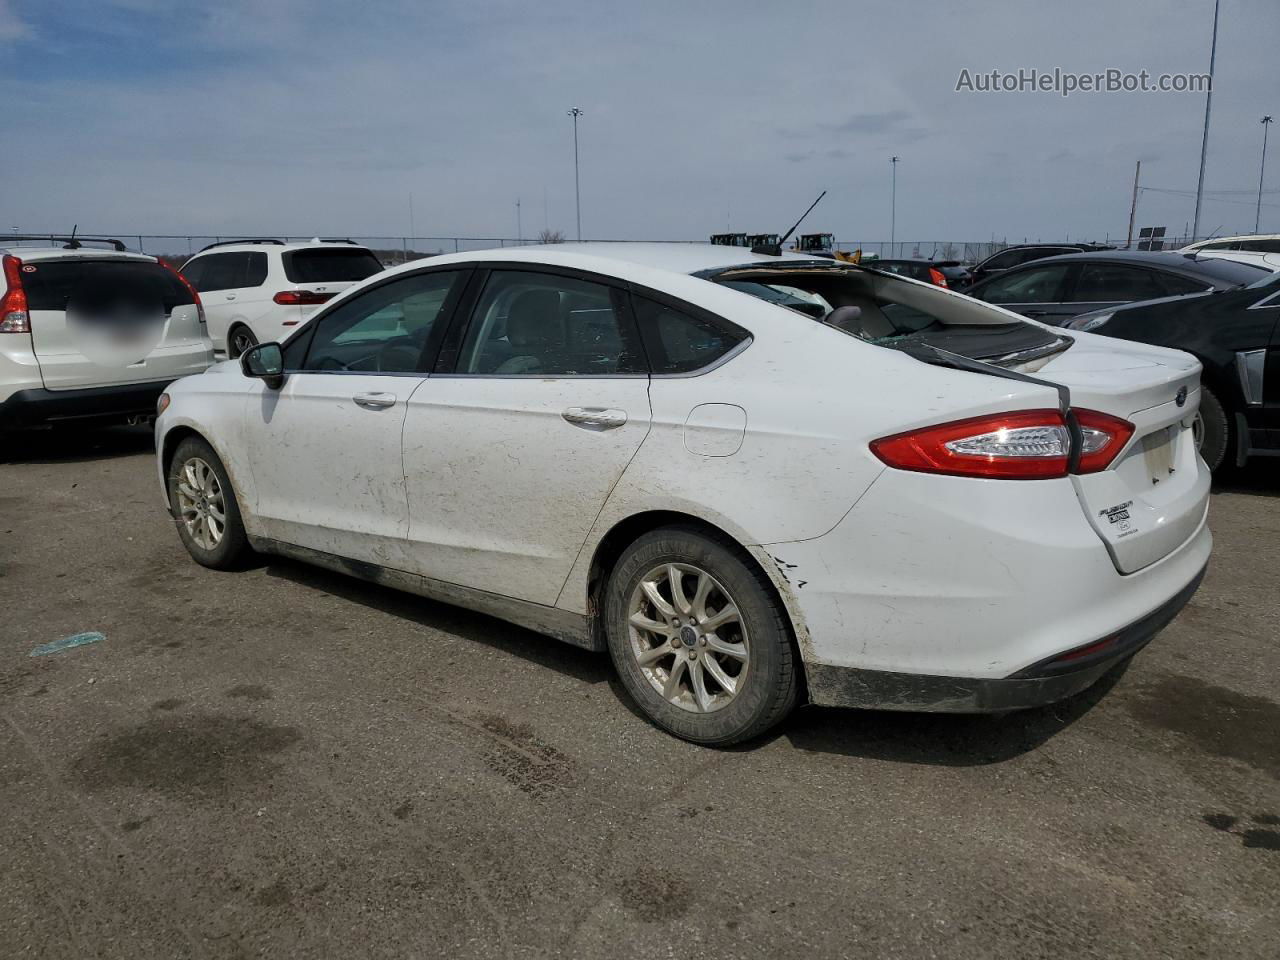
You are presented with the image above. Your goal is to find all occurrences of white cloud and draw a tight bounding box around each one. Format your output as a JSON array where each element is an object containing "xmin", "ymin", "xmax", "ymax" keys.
[{"xmin": 0, "ymin": 0, "xmax": 27, "ymax": 41}]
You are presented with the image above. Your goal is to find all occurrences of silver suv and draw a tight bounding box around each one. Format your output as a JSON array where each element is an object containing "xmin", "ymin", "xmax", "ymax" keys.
[
  {"xmin": 0, "ymin": 236, "xmax": 213, "ymax": 431},
  {"xmin": 180, "ymin": 239, "xmax": 384, "ymax": 357}
]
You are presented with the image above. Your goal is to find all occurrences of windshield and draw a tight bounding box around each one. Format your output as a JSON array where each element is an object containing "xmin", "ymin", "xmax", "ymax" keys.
[{"xmin": 710, "ymin": 265, "xmax": 1071, "ymax": 366}]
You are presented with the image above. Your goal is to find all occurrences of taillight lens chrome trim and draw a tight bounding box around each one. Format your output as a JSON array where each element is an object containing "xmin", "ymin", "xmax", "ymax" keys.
[{"xmin": 871, "ymin": 408, "xmax": 1134, "ymax": 480}]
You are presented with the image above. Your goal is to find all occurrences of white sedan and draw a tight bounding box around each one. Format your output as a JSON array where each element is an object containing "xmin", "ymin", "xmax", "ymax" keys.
[{"xmin": 155, "ymin": 243, "xmax": 1211, "ymax": 745}]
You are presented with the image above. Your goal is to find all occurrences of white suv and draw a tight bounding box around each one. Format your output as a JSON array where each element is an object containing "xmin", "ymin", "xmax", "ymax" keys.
[
  {"xmin": 180, "ymin": 239, "xmax": 384, "ymax": 357},
  {"xmin": 0, "ymin": 236, "xmax": 213, "ymax": 431}
]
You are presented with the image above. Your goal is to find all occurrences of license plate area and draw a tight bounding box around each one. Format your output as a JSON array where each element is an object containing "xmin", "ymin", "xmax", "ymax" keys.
[{"xmin": 1141, "ymin": 425, "xmax": 1177, "ymax": 486}]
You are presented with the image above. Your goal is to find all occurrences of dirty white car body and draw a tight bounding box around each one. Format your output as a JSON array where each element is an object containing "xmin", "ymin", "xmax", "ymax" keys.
[{"xmin": 155, "ymin": 243, "xmax": 1211, "ymax": 740}]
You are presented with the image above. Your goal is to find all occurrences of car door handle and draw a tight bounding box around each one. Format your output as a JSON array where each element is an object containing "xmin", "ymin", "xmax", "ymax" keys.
[
  {"xmin": 562, "ymin": 407, "xmax": 627, "ymax": 430},
  {"xmin": 353, "ymin": 392, "xmax": 397, "ymax": 409},
  {"xmin": 225, "ymin": 294, "xmax": 237, "ymax": 301}
]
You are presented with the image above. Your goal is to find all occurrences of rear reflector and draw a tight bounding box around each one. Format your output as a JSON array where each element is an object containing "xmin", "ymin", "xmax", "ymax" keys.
[
  {"xmin": 927, "ymin": 267, "xmax": 948, "ymax": 287},
  {"xmin": 274, "ymin": 290, "xmax": 335, "ymax": 305},
  {"xmin": 871, "ymin": 408, "xmax": 1133, "ymax": 480},
  {"xmin": 1, "ymin": 254, "xmax": 31, "ymax": 334}
]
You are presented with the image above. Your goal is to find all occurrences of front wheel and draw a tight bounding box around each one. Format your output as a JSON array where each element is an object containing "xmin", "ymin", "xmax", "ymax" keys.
[
  {"xmin": 604, "ymin": 527, "xmax": 799, "ymax": 746},
  {"xmin": 167, "ymin": 436, "xmax": 253, "ymax": 569}
]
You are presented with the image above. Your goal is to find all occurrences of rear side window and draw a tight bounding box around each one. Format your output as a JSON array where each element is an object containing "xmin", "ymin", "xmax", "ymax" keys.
[
  {"xmin": 21, "ymin": 259, "xmax": 194, "ymax": 314},
  {"xmin": 456, "ymin": 270, "xmax": 644, "ymax": 376},
  {"xmin": 632, "ymin": 296, "xmax": 748, "ymax": 374},
  {"xmin": 1070, "ymin": 264, "xmax": 1166, "ymax": 302},
  {"xmin": 1159, "ymin": 273, "xmax": 1211, "ymax": 296},
  {"xmin": 284, "ymin": 248, "xmax": 383, "ymax": 283},
  {"xmin": 1241, "ymin": 238, "xmax": 1280, "ymax": 253},
  {"xmin": 182, "ymin": 252, "xmax": 267, "ymax": 292}
]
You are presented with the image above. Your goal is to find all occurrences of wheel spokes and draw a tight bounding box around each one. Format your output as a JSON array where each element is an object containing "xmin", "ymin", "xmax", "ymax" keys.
[
  {"xmin": 701, "ymin": 602, "xmax": 740, "ymax": 633},
  {"xmin": 641, "ymin": 580, "xmax": 676, "ymax": 619},
  {"xmin": 706, "ymin": 634, "xmax": 748, "ymax": 661},
  {"xmin": 662, "ymin": 657, "xmax": 688, "ymax": 700},
  {"xmin": 702, "ymin": 655, "xmax": 738, "ymax": 696},
  {"xmin": 667, "ymin": 564, "xmax": 692, "ymax": 615}
]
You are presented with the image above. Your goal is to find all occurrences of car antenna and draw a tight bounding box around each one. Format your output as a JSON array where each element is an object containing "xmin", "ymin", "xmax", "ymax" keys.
[
  {"xmin": 752, "ymin": 190, "xmax": 826, "ymax": 256},
  {"xmin": 64, "ymin": 224, "xmax": 80, "ymax": 250}
]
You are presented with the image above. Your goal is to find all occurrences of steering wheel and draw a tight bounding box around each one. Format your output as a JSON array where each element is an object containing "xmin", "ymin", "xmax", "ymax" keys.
[{"xmin": 376, "ymin": 336, "xmax": 422, "ymax": 373}]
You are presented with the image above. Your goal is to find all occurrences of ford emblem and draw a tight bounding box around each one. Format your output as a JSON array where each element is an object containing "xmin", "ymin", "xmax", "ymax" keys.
[{"xmin": 1175, "ymin": 386, "xmax": 1188, "ymax": 407}]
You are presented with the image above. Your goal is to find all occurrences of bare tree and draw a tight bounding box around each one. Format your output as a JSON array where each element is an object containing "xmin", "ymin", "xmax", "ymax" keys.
[{"xmin": 538, "ymin": 228, "xmax": 565, "ymax": 244}]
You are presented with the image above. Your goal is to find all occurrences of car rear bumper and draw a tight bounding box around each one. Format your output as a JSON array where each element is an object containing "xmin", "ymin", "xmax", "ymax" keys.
[
  {"xmin": 0, "ymin": 380, "xmax": 170, "ymax": 429},
  {"xmin": 802, "ymin": 564, "xmax": 1204, "ymax": 711}
]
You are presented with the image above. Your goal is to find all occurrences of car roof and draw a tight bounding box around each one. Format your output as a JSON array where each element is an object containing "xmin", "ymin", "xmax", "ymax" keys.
[
  {"xmin": 190, "ymin": 239, "xmax": 373, "ymax": 255},
  {"xmin": 406, "ymin": 242, "xmax": 833, "ymax": 276},
  {"xmin": 0, "ymin": 245, "xmax": 155, "ymax": 263},
  {"xmin": 1187, "ymin": 234, "xmax": 1280, "ymax": 245},
  {"xmin": 1027, "ymin": 250, "xmax": 1216, "ymax": 271}
]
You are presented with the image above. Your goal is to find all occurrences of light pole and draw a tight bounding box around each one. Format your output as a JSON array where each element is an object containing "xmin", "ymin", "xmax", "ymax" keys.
[
  {"xmin": 1257, "ymin": 116, "xmax": 1274, "ymax": 234},
  {"xmin": 568, "ymin": 108, "xmax": 584, "ymax": 241},
  {"xmin": 890, "ymin": 156, "xmax": 899, "ymax": 255},
  {"xmin": 1191, "ymin": 0, "xmax": 1220, "ymax": 242}
]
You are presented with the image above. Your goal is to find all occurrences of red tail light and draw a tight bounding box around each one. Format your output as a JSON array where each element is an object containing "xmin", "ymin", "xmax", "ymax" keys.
[
  {"xmin": 274, "ymin": 290, "xmax": 334, "ymax": 305},
  {"xmin": 870, "ymin": 408, "xmax": 1133, "ymax": 480},
  {"xmin": 1, "ymin": 254, "xmax": 31, "ymax": 334},
  {"xmin": 927, "ymin": 267, "xmax": 948, "ymax": 287},
  {"xmin": 159, "ymin": 259, "xmax": 205, "ymax": 326},
  {"xmin": 1073, "ymin": 409, "xmax": 1135, "ymax": 473}
]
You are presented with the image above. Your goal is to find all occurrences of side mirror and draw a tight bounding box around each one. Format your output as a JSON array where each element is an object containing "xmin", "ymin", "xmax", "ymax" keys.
[{"xmin": 240, "ymin": 342, "xmax": 285, "ymax": 389}]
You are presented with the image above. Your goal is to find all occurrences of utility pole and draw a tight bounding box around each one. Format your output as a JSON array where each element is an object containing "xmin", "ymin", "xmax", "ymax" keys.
[
  {"xmin": 408, "ymin": 192, "xmax": 415, "ymax": 240},
  {"xmin": 1191, "ymin": 0, "xmax": 1220, "ymax": 241},
  {"xmin": 1257, "ymin": 116, "xmax": 1274, "ymax": 233},
  {"xmin": 1127, "ymin": 160, "xmax": 1142, "ymax": 248},
  {"xmin": 516, "ymin": 198, "xmax": 522, "ymax": 242},
  {"xmin": 890, "ymin": 156, "xmax": 899, "ymax": 254},
  {"xmin": 568, "ymin": 108, "xmax": 584, "ymax": 241}
]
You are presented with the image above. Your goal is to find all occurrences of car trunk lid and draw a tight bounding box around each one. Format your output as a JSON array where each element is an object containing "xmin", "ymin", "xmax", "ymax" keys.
[{"xmin": 1035, "ymin": 341, "xmax": 1208, "ymax": 574}]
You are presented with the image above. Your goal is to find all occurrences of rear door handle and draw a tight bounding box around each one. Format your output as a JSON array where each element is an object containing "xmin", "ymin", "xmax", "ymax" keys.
[
  {"xmin": 353, "ymin": 392, "xmax": 397, "ymax": 409},
  {"xmin": 225, "ymin": 294, "xmax": 237, "ymax": 301},
  {"xmin": 562, "ymin": 407, "xmax": 627, "ymax": 430}
]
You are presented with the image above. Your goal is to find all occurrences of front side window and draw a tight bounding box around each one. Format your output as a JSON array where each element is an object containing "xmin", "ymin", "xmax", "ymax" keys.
[
  {"xmin": 632, "ymin": 296, "xmax": 748, "ymax": 374},
  {"xmin": 979, "ymin": 264, "xmax": 1071, "ymax": 304},
  {"xmin": 296, "ymin": 270, "xmax": 461, "ymax": 373},
  {"xmin": 456, "ymin": 270, "xmax": 643, "ymax": 375},
  {"xmin": 1070, "ymin": 264, "xmax": 1166, "ymax": 302}
]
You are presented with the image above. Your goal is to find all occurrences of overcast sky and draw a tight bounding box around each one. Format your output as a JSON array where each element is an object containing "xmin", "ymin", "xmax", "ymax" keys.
[{"xmin": 4, "ymin": 0, "xmax": 1278, "ymax": 246}]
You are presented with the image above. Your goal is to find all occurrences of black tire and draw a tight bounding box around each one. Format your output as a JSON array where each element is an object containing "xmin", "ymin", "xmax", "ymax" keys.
[
  {"xmin": 603, "ymin": 526, "xmax": 799, "ymax": 746},
  {"xmin": 1195, "ymin": 386, "xmax": 1231, "ymax": 472},
  {"xmin": 227, "ymin": 325, "xmax": 257, "ymax": 359},
  {"xmin": 166, "ymin": 436, "xmax": 253, "ymax": 570}
]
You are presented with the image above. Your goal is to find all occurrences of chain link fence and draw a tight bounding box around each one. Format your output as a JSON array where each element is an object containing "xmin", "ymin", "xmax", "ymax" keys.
[{"xmin": 15, "ymin": 233, "xmax": 1186, "ymax": 265}]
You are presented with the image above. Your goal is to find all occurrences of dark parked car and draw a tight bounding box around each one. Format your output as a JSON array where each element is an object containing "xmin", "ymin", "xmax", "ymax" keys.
[
  {"xmin": 1064, "ymin": 274, "xmax": 1280, "ymax": 471},
  {"xmin": 965, "ymin": 251, "xmax": 1270, "ymax": 326},
  {"xmin": 868, "ymin": 259, "xmax": 970, "ymax": 288},
  {"xmin": 964, "ymin": 242, "xmax": 1114, "ymax": 288}
]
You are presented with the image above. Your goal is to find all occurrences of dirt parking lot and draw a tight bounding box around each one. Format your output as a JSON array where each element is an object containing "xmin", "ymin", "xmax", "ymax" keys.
[{"xmin": 1, "ymin": 425, "xmax": 1277, "ymax": 959}]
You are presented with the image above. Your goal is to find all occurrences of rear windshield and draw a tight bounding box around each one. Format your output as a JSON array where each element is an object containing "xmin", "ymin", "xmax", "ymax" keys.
[
  {"xmin": 20, "ymin": 259, "xmax": 194, "ymax": 314},
  {"xmin": 1189, "ymin": 256, "xmax": 1272, "ymax": 287},
  {"xmin": 283, "ymin": 248, "xmax": 383, "ymax": 283},
  {"xmin": 714, "ymin": 265, "xmax": 1070, "ymax": 366}
]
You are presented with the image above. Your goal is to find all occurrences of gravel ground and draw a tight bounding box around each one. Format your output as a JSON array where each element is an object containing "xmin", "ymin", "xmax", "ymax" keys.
[{"xmin": 1, "ymin": 425, "xmax": 1277, "ymax": 959}]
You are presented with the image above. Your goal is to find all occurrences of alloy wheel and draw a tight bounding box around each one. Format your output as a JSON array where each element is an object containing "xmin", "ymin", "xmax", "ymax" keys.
[
  {"xmin": 627, "ymin": 562, "xmax": 750, "ymax": 713},
  {"xmin": 176, "ymin": 456, "xmax": 226, "ymax": 550},
  {"xmin": 231, "ymin": 330, "xmax": 255, "ymax": 358}
]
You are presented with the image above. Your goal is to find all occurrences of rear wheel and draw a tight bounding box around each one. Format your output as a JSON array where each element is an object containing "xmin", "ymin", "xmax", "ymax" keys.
[
  {"xmin": 227, "ymin": 325, "xmax": 257, "ymax": 359},
  {"xmin": 604, "ymin": 527, "xmax": 798, "ymax": 746},
  {"xmin": 167, "ymin": 436, "xmax": 252, "ymax": 569},
  {"xmin": 1193, "ymin": 386, "xmax": 1231, "ymax": 472}
]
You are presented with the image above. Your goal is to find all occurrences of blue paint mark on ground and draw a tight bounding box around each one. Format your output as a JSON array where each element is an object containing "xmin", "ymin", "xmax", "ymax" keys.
[{"xmin": 29, "ymin": 632, "xmax": 105, "ymax": 657}]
